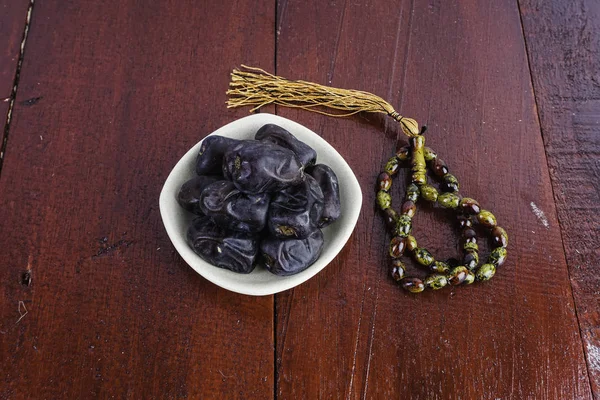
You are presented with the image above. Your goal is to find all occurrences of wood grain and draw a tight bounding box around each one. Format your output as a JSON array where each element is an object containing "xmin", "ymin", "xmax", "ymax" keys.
[
  {"xmin": 275, "ymin": 0, "xmax": 592, "ymax": 399},
  {"xmin": 0, "ymin": 0, "xmax": 275, "ymax": 398},
  {"xmin": 519, "ymin": 0, "xmax": 600, "ymax": 395},
  {"xmin": 0, "ymin": 0, "xmax": 29, "ymax": 98}
]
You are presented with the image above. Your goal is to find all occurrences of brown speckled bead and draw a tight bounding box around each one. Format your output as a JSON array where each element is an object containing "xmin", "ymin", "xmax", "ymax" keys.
[
  {"xmin": 401, "ymin": 200, "xmax": 417, "ymax": 217},
  {"xmin": 396, "ymin": 146, "xmax": 411, "ymax": 162},
  {"xmin": 457, "ymin": 215, "xmax": 473, "ymax": 228},
  {"xmin": 391, "ymin": 260, "xmax": 405, "ymax": 281},
  {"xmin": 448, "ymin": 266, "xmax": 469, "ymax": 286},
  {"xmin": 477, "ymin": 210, "xmax": 497, "ymax": 228},
  {"xmin": 383, "ymin": 208, "xmax": 399, "ymax": 231},
  {"xmin": 389, "ymin": 236, "xmax": 406, "ymax": 258},
  {"xmin": 462, "ymin": 228, "xmax": 477, "ymax": 239},
  {"xmin": 460, "ymin": 197, "xmax": 481, "ymax": 215},
  {"xmin": 491, "ymin": 226, "xmax": 508, "ymax": 247},
  {"xmin": 463, "ymin": 250, "xmax": 479, "ymax": 270},
  {"xmin": 405, "ymin": 235, "xmax": 418, "ymax": 252},
  {"xmin": 431, "ymin": 158, "xmax": 449, "ymax": 177},
  {"xmin": 401, "ymin": 277, "xmax": 425, "ymax": 293},
  {"xmin": 378, "ymin": 172, "xmax": 392, "ymax": 191}
]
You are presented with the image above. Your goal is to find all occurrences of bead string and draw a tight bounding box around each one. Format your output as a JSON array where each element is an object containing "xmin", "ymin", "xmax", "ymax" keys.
[{"xmin": 376, "ymin": 134, "xmax": 508, "ymax": 293}]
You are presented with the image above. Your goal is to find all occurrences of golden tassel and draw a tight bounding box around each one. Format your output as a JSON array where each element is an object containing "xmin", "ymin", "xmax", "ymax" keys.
[{"xmin": 226, "ymin": 65, "xmax": 421, "ymax": 138}]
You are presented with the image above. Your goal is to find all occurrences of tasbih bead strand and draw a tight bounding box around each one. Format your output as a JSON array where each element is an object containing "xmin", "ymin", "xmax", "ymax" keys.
[{"xmin": 377, "ymin": 133, "xmax": 508, "ymax": 294}]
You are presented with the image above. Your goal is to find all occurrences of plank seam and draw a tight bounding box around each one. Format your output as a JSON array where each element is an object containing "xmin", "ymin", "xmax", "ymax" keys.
[
  {"xmin": 0, "ymin": 0, "xmax": 35, "ymax": 178},
  {"xmin": 274, "ymin": 1, "xmax": 279, "ymax": 399},
  {"xmin": 515, "ymin": 0, "xmax": 595, "ymax": 397}
]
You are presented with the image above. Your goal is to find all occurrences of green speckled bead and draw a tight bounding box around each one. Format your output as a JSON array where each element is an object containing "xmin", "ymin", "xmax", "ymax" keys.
[
  {"xmin": 406, "ymin": 184, "xmax": 420, "ymax": 202},
  {"xmin": 396, "ymin": 146, "xmax": 411, "ymax": 162},
  {"xmin": 424, "ymin": 274, "xmax": 448, "ymax": 290},
  {"xmin": 394, "ymin": 215, "xmax": 412, "ymax": 237},
  {"xmin": 489, "ymin": 247, "xmax": 507, "ymax": 267},
  {"xmin": 401, "ymin": 277, "xmax": 425, "ymax": 293},
  {"xmin": 389, "ymin": 236, "xmax": 406, "ymax": 258},
  {"xmin": 424, "ymin": 147, "xmax": 437, "ymax": 161},
  {"xmin": 377, "ymin": 190, "xmax": 392, "ymax": 210},
  {"xmin": 463, "ymin": 250, "xmax": 479, "ymax": 270},
  {"xmin": 378, "ymin": 172, "xmax": 392, "ymax": 191},
  {"xmin": 414, "ymin": 247, "xmax": 435, "ymax": 267},
  {"xmin": 463, "ymin": 271, "xmax": 476, "ymax": 285},
  {"xmin": 460, "ymin": 197, "xmax": 481, "ymax": 215},
  {"xmin": 385, "ymin": 156, "xmax": 400, "ymax": 176},
  {"xmin": 477, "ymin": 210, "xmax": 497, "ymax": 228},
  {"xmin": 491, "ymin": 226, "xmax": 508, "ymax": 247},
  {"xmin": 437, "ymin": 193, "xmax": 460, "ymax": 208},
  {"xmin": 405, "ymin": 235, "xmax": 418, "ymax": 252},
  {"xmin": 391, "ymin": 260, "xmax": 405, "ymax": 281},
  {"xmin": 420, "ymin": 185, "xmax": 438, "ymax": 202},
  {"xmin": 476, "ymin": 263, "xmax": 496, "ymax": 281},
  {"xmin": 448, "ymin": 266, "xmax": 469, "ymax": 285},
  {"xmin": 441, "ymin": 173, "xmax": 459, "ymax": 193},
  {"xmin": 430, "ymin": 261, "xmax": 450, "ymax": 274},
  {"xmin": 464, "ymin": 241, "xmax": 479, "ymax": 252}
]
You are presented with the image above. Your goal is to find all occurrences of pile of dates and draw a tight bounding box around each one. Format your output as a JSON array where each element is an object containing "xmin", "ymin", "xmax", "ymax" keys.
[{"xmin": 177, "ymin": 124, "xmax": 341, "ymax": 276}]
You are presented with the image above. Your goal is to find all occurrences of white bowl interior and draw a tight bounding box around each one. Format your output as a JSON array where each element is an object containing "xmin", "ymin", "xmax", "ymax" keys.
[{"xmin": 159, "ymin": 113, "xmax": 362, "ymax": 295}]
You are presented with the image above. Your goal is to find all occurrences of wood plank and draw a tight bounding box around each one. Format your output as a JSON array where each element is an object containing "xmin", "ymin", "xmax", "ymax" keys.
[
  {"xmin": 0, "ymin": 0, "xmax": 30, "ymax": 98},
  {"xmin": 275, "ymin": 0, "xmax": 592, "ymax": 398},
  {"xmin": 0, "ymin": 1, "xmax": 274, "ymax": 398},
  {"xmin": 519, "ymin": 0, "xmax": 600, "ymax": 395}
]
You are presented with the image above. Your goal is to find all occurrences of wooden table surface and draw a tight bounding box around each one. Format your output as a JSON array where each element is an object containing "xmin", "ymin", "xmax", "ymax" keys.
[{"xmin": 1, "ymin": 1, "xmax": 598, "ymax": 399}]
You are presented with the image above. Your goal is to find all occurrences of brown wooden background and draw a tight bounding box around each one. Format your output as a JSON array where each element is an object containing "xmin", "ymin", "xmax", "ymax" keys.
[{"xmin": 0, "ymin": 0, "xmax": 598, "ymax": 399}]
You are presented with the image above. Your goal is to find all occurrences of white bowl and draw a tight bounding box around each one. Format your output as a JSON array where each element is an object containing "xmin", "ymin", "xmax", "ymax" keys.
[{"xmin": 159, "ymin": 113, "xmax": 362, "ymax": 296}]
